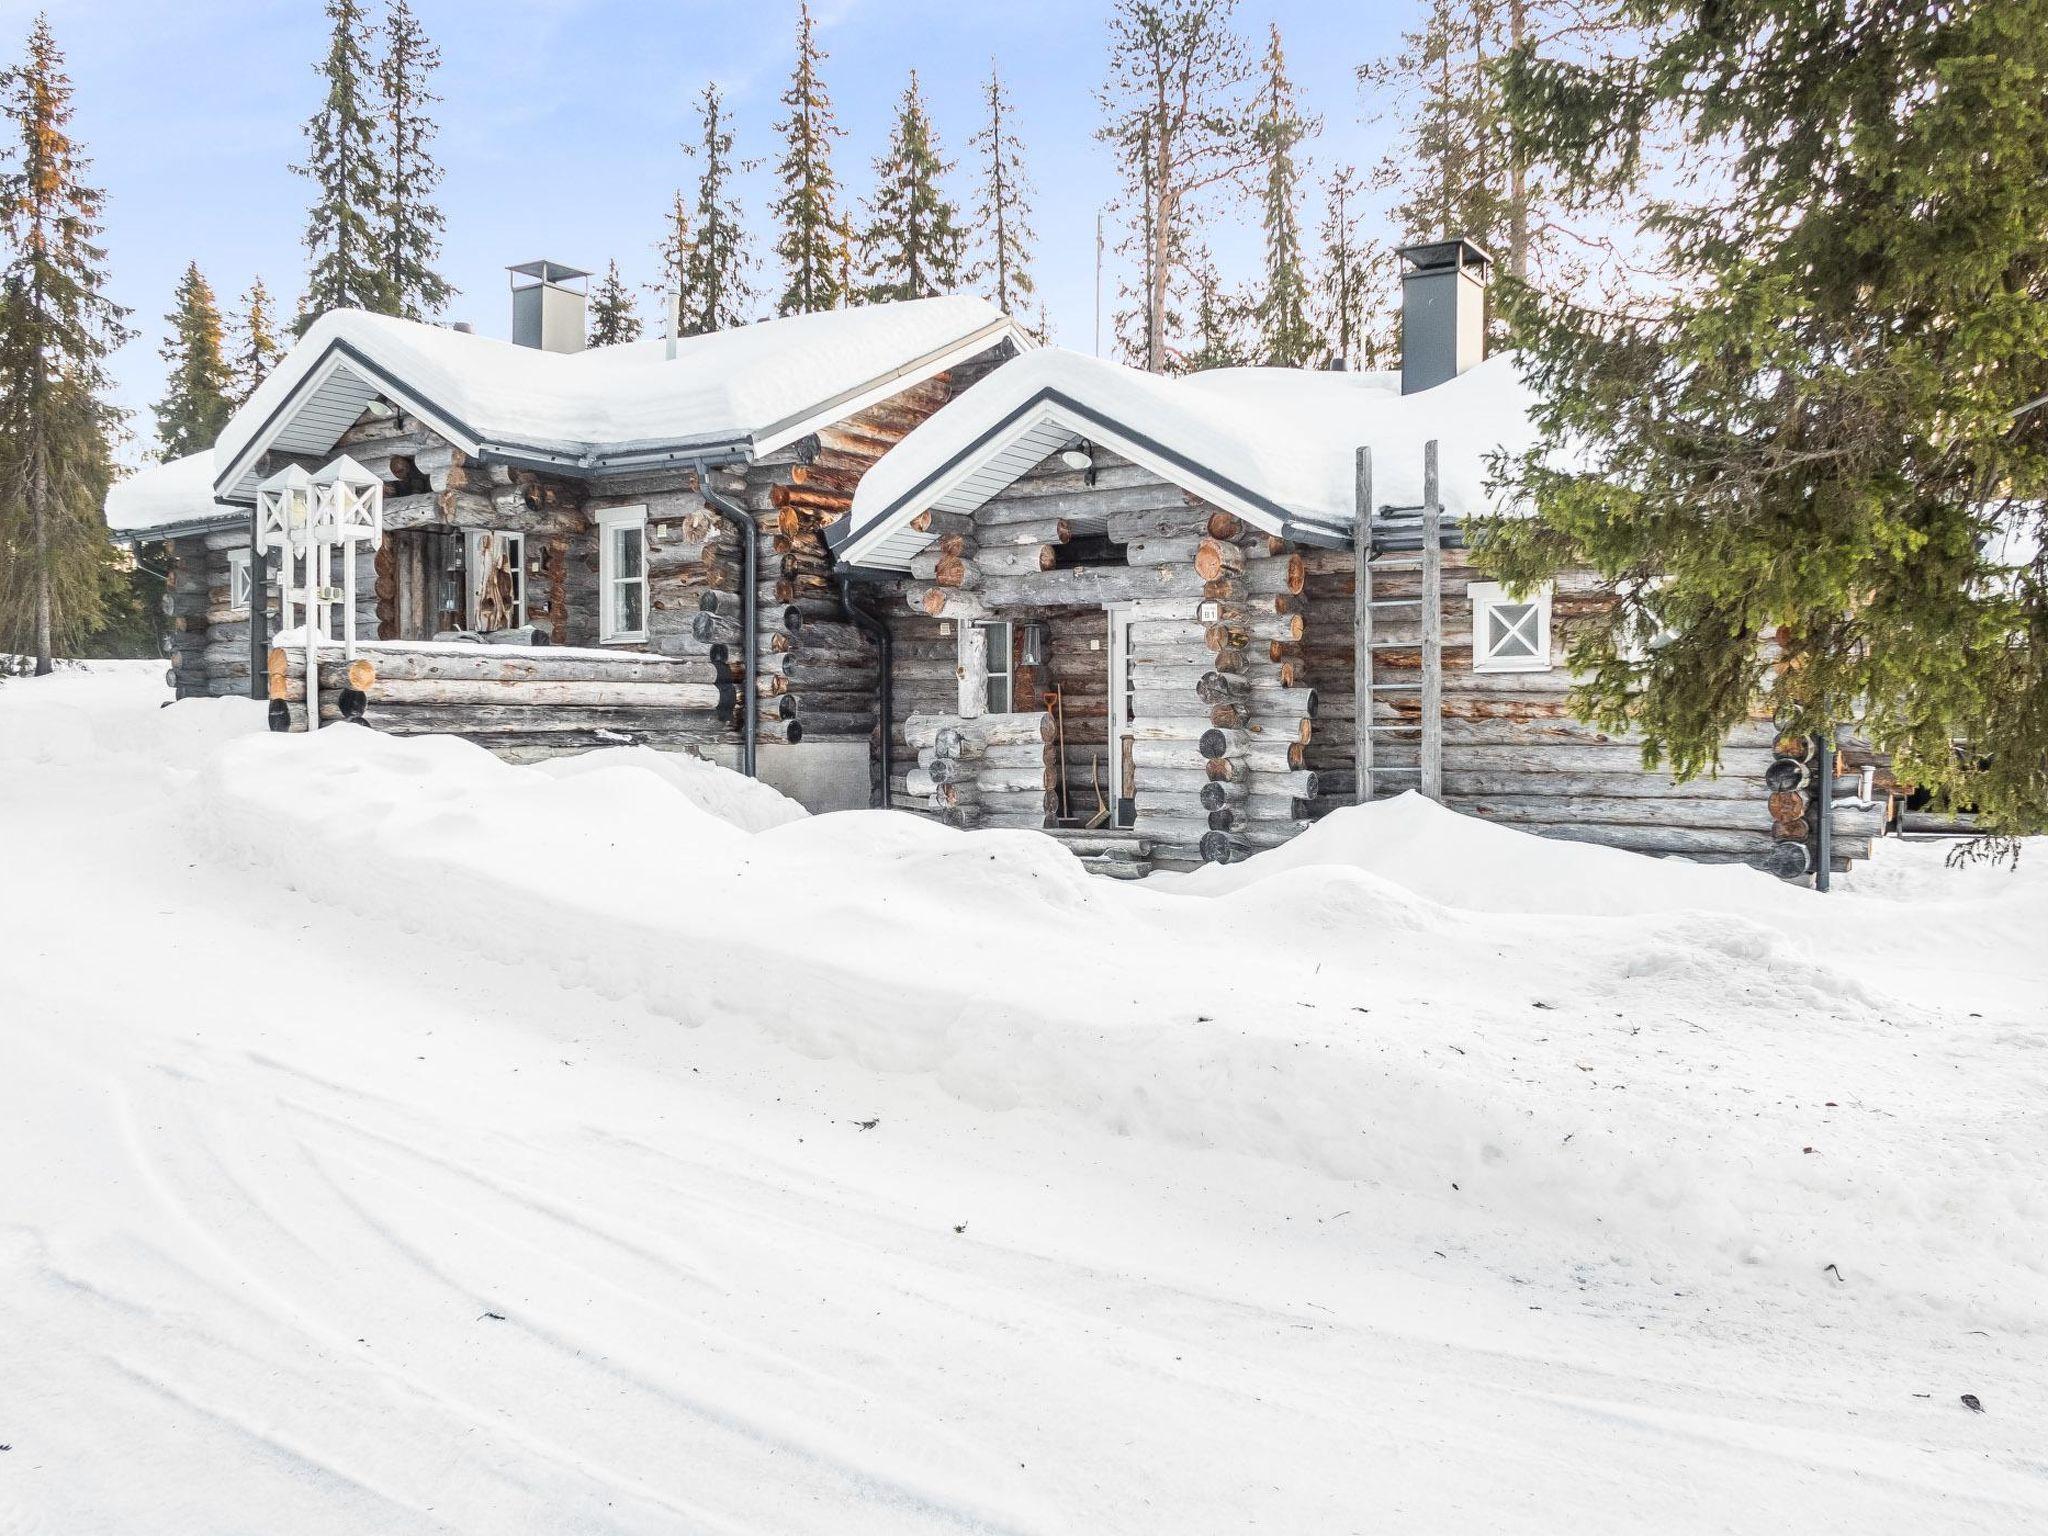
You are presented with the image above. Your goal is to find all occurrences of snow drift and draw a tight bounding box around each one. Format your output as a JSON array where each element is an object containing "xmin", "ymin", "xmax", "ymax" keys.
[{"xmin": 187, "ymin": 723, "xmax": 2046, "ymax": 1327}]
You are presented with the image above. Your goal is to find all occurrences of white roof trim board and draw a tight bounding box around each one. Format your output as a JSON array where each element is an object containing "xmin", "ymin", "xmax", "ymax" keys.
[
  {"xmin": 211, "ymin": 296, "xmax": 1024, "ymax": 504},
  {"xmin": 837, "ymin": 347, "xmax": 1547, "ymax": 572}
]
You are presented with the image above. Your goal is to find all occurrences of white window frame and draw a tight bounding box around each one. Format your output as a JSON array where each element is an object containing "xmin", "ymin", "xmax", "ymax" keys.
[
  {"xmin": 979, "ymin": 620, "xmax": 1014, "ymax": 713},
  {"xmin": 596, "ymin": 505, "xmax": 648, "ymax": 644},
  {"xmin": 226, "ymin": 549, "xmax": 252, "ymax": 615},
  {"xmin": 466, "ymin": 529, "xmax": 527, "ymax": 630},
  {"xmin": 1468, "ymin": 580, "xmax": 1553, "ymax": 673}
]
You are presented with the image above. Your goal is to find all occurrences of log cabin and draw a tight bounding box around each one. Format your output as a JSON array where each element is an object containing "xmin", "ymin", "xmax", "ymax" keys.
[
  {"xmin": 828, "ymin": 241, "xmax": 1883, "ymax": 880},
  {"xmin": 105, "ymin": 245, "xmax": 1882, "ymax": 882},
  {"xmin": 105, "ymin": 269, "xmax": 1025, "ymax": 809}
]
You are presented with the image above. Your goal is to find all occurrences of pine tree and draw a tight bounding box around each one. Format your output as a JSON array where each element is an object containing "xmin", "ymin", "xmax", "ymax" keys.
[
  {"xmin": 1250, "ymin": 24, "xmax": 1318, "ymax": 366},
  {"xmin": 1485, "ymin": 0, "xmax": 2048, "ymax": 837},
  {"xmin": 678, "ymin": 82, "xmax": 755, "ymax": 335},
  {"xmin": 0, "ymin": 16, "xmax": 132, "ymax": 672},
  {"xmin": 862, "ymin": 71, "xmax": 966, "ymax": 304},
  {"xmin": 230, "ymin": 278, "xmax": 285, "ymax": 406},
  {"xmin": 770, "ymin": 3, "xmax": 845, "ymax": 315},
  {"xmin": 154, "ymin": 262, "xmax": 234, "ymax": 460},
  {"xmin": 295, "ymin": 0, "xmax": 386, "ymax": 330},
  {"xmin": 587, "ymin": 260, "xmax": 642, "ymax": 347},
  {"xmin": 968, "ymin": 61, "xmax": 1037, "ymax": 320},
  {"xmin": 378, "ymin": 0, "xmax": 452, "ymax": 320},
  {"xmin": 1098, "ymin": 0, "xmax": 1258, "ymax": 372},
  {"xmin": 1316, "ymin": 165, "xmax": 1390, "ymax": 369}
]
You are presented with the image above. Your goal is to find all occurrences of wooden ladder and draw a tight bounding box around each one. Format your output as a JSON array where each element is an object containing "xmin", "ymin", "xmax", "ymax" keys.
[{"xmin": 1353, "ymin": 441, "xmax": 1444, "ymax": 804}]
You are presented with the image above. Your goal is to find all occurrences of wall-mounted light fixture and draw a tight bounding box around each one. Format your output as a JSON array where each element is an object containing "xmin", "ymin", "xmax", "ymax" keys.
[
  {"xmin": 1019, "ymin": 621, "xmax": 1048, "ymax": 668},
  {"xmin": 1060, "ymin": 441, "xmax": 1094, "ymax": 473}
]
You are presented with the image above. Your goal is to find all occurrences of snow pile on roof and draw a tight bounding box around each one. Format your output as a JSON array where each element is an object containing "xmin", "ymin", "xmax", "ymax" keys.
[
  {"xmin": 7, "ymin": 669, "xmax": 2048, "ymax": 1529},
  {"xmin": 103, "ymin": 450, "xmax": 226, "ymax": 536},
  {"xmin": 217, "ymin": 294, "xmax": 1011, "ymax": 476},
  {"xmin": 849, "ymin": 345, "xmax": 1548, "ymax": 540}
]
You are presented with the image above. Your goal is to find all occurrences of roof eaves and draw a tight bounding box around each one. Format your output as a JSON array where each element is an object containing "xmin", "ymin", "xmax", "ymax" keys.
[{"xmin": 835, "ymin": 383, "xmax": 1352, "ymax": 567}]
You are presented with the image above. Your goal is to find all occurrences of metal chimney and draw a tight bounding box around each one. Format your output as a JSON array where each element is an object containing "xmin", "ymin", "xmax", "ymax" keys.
[
  {"xmin": 1397, "ymin": 238, "xmax": 1491, "ymax": 394},
  {"xmin": 507, "ymin": 260, "xmax": 591, "ymax": 353}
]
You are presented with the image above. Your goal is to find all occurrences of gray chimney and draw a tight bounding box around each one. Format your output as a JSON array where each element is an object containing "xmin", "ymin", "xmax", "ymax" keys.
[
  {"xmin": 508, "ymin": 260, "xmax": 591, "ymax": 353},
  {"xmin": 1397, "ymin": 238, "xmax": 1491, "ymax": 394}
]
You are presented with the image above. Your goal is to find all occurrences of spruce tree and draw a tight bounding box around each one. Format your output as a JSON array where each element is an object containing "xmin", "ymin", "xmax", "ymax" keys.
[
  {"xmin": 770, "ymin": 3, "xmax": 846, "ymax": 315},
  {"xmin": 1486, "ymin": 0, "xmax": 2048, "ymax": 836},
  {"xmin": 1181, "ymin": 255, "xmax": 1250, "ymax": 372},
  {"xmin": 679, "ymin": 82, "xmax": 755, "ymax": 335},
  {"xmin": 587, "ymin": 260, "xmax": 642, "ymax": 347},
  {"xmin": 652, "ymin": 189, "xmax": 690, "ymax": 337},
  {"xmin": 1251, "ymin": 24, "xmax": 1318, "ymax": 366},
  {"xmin": 154, "ymin": 262, "xmax": 234, "ymax": 460},
  {"xmin": 378, "ymin": 0, "xmax": 452, "ymax": 320},
  {"xmin": 862, "ymin": 71, "xmax": 966, "ymax": 304},
  {"xmin": 295, "ymin": 0, "xmax": 386, "ymax": 330},
  {"xmin": 230, "ymin": 277, "xmax": 285, "ymax": 406},
  {"xmin": 0, "ymin": 16, "xmax": 131, "ymax": 672},
  {"xmin": 1316, "ymin": 165, "xmax": 1389, "ymax": 369},
  {"xmin": 968, "ymin": 61, "xmax": 1037, "ymax": 320},
  {"xmin": 1359, "ymin": 1, "xmax": 1619, "ymax": 296},
  {"xmin": 1098, "ymin": 0, "xmax": 1257, "ymax": 372}
]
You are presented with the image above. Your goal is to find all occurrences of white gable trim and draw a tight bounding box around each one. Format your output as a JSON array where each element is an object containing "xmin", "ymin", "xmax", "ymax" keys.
[{"xmin": 836, "ymin": 389, "xmax": 1351, "ymax": 572}]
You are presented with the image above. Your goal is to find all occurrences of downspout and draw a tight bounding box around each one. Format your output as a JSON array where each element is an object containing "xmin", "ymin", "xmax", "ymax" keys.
[
  {"xmin": 247, "ymin": 502, "xmax": 268, "ymax": 700},
  {"xmin": 819, "ymin": 531, "xmax": 893, "ymax": 809},
  {"xmin": 689, "ymin": 457, "xmax": 758, "ymax": 778}
]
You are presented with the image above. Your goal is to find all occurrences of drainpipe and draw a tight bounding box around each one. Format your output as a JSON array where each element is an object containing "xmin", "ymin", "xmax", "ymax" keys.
[
  {"xmin": 819, "ymin": 532, "xmax": 892, "ymax": 809},
  {"xmin": 689, "ymin": 458, "xmax": 759, "ymax": 778}
]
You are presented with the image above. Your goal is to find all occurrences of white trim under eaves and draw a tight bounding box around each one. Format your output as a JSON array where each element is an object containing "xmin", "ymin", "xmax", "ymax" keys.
[
  {"xmin": 838, "ymin": 399, "xmax": 1302, "ymax": 570},
  {"xmin": 215, "ymin": 349, "xmax": 486, "ymax": 504},
  {"xmin": 750, "ymin": 317, "xmax": 1030, "ymax": 459}
]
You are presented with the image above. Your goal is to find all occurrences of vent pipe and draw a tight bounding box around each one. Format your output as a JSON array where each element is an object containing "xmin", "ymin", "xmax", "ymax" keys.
[
  {"xmin": 508, "ymin": 260, "xmax": 590, "ymax": 353},
  {"xmin": 1397, "ymin": 238, "xmax": 1491, "ymax": 394}
]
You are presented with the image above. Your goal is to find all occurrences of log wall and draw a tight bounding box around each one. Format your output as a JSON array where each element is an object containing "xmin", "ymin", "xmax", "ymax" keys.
[{"xmin": 1300, "ymin": 543, "xmax": 1881, "ymax": 877}]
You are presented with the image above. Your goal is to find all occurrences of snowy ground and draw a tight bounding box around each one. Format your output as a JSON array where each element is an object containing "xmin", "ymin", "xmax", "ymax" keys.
[{"xmin": 2, "ymin": 662, "xmax": 2043, "ymax": 1534}]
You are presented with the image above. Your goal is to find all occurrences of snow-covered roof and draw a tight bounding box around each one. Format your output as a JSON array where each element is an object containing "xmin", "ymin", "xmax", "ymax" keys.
[
  {"xmin": 104, "ymin": 450, "xmax": 240, "ymax": 539},
  {"xmin": 835, "ymin": 347, "xmax": 1545, "ymax": 570},
  {"xmin": 214, "ymin": 295, "xmax": 1021, "ymax": 503}
]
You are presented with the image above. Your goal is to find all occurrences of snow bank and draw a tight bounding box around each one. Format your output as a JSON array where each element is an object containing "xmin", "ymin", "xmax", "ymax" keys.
[
  {"xmin": 531, "ymin": 745, "xmax": 807, "ymax": 833},
  {"xmin": 1171, "ymin": 792, "xmax": 1809, "ymax": 918},
  {"xmin": 185, "ymin": 725, "xmax": 2048, "ymax": 1328}
]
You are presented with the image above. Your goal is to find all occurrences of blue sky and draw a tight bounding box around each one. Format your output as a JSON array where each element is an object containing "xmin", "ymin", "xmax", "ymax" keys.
[{"xmin": 2, "ymin": 0, "xmax": 1414, "ymax": 461}]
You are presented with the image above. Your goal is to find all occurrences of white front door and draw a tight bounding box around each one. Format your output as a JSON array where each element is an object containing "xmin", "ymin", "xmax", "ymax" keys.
[{"xmin": 1105, "ymin": 604, "xmax": 1135, "ymax": 823}]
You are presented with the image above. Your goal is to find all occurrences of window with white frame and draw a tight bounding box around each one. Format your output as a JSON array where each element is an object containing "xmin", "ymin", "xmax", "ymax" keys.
[
  {"xmin": 227, "ymin": 549, "xmax": 252, "ymax": 615},
  {"xmin": 979, "ymin": 621, "xmax": 1014, "ymax": 712},
  {"xmin": 597, "ymin": 506, "xmax": 648, "ymax": 642},
  {"xmin": 1468, "ymin": 581, "xmax": 1553, "ymax": 672}
]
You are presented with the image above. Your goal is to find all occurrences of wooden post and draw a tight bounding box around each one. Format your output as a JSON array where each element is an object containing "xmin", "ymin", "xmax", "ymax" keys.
[
  {"xmin": 1353, "ymin": 446, "xmax": 1371, "ymax": 806},
  {"xmin": 247, "ymin": 503, "xmax": 267, "ymax": 701},
  {"xmin": 1420, "ymin": 440, "xmax": 1443, "ymax": 802},
  {"xmin": 958, "ymin": 620, "xmax": 989, "ymax": 718}
]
